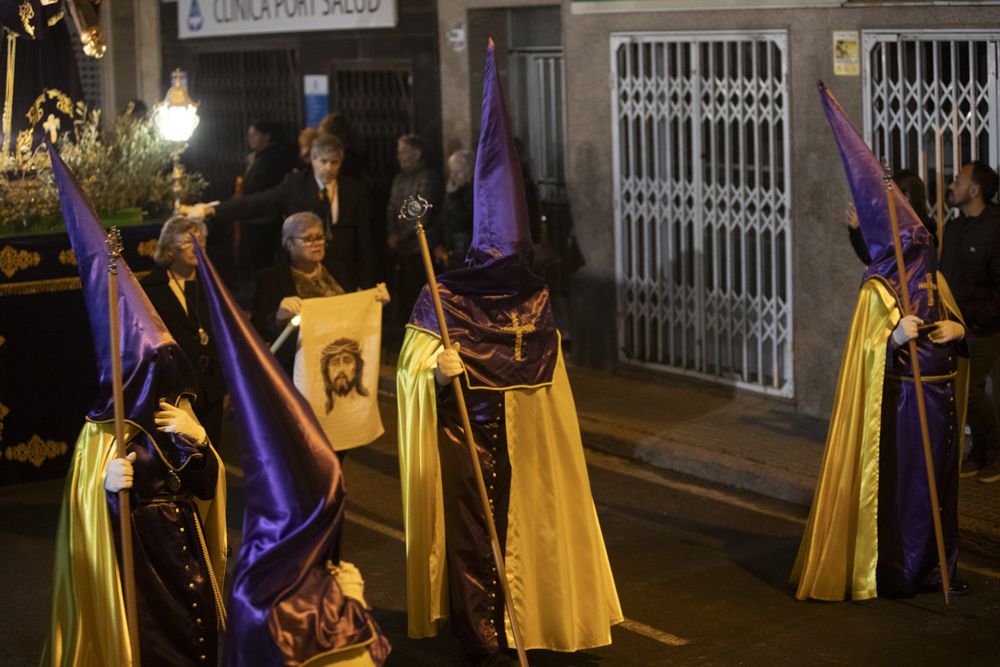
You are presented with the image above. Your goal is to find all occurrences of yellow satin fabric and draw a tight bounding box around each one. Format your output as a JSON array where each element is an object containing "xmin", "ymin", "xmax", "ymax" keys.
[
  {"xmin": 396, "ymin": 328, "xmax": 623, "ymax": 650},
  {"xmin": 42, "ymin": 421, "xmax": 227, "ymax": 666},
  {"xmin": 791, "ymin": 275, "xmax": 969, "ymax": 601}
]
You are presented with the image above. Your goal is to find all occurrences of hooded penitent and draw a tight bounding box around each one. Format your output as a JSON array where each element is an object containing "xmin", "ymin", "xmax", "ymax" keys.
[
  {"xmin": 191, "ymin": 241, "xmax": 389, "ymax": 666},
  {"xmin": 43, "ymin": 146, "xmax": 227, "ymax": 667},
  {"xmin": 790, "ymin": 83, "xmax": 967, "ymax": 601},
  {"xmin": 397, "ymin": 41, "xmax": 622, "ymax": 654},
  {"xmin": 408, "ymin": 40, "xmax": 558, "ymax": 390}
]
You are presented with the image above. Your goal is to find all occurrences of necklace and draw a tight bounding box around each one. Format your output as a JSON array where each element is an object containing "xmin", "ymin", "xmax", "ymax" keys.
[{"xmin": 168, "ymin": 270, "xmax": 210, "ymax": 347}]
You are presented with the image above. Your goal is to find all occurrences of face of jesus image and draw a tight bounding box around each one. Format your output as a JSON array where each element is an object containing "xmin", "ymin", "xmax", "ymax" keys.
[
  {"xmin": 327, "ymin": 350, "xmax": 358, "ymax": 396},
  {"xmin": 320, "ymin": 338, "xmax": 369, "ymax": 414}
]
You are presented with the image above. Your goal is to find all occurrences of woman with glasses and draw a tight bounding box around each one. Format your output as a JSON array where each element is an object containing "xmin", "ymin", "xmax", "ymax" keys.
[
  {"xmin": 251, "ymin": 211, "xmax": 364, "ymax": 374},
  {"xmin": 141, "ymin": 216, "xmax": 227, "ymax": 445}
]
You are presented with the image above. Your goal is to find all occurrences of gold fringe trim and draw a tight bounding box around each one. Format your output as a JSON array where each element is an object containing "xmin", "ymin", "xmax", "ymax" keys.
[
  {"xmin": 4, "ymin": 433, "xmax": 68, "ymax": 468},
  {"xmin": 0, "ymin": 270, "xmax": 150, "ymax": 297}
]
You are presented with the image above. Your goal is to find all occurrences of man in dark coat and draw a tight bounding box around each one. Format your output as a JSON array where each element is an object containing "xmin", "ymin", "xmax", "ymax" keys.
[
  {"xmin": 940, "ymin": 161, "xmax": 1000, "ymax": 483},
  {"xmin": 184, "ymin": 134, "xmax": 375, "ymax": 288}
]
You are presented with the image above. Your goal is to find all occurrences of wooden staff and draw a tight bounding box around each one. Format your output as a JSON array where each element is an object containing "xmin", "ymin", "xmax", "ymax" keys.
[
  {"xmin": 883, "ymin": 170, "xmax": 952, "ymax": 605},
  {"xmin": 400, "ymin": 195, "xmax": 530, "ymax": 666},
  {"xmin": 107, "ymin": 228, "xmax": 142, "ymax": 663}
]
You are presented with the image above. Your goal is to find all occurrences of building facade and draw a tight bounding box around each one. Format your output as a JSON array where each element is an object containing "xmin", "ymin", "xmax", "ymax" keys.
[{"xmin": 437, "ymin": 0, "xmax": 1000, "ymax": 419}]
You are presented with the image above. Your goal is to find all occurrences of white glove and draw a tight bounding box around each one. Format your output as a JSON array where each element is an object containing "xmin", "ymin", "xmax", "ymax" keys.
[
  {"xmin": 276, "ymin": 296, "xmax": 302, "ymax": 322},
  {"xmin": 928, "ymin": 320, "xmax": 965, "ymax": 344},
  {"xmin": 154, "ymin": 399, "xmax": 207, "ymax": 446},
  {"xmin": 434, "ymin": 343, "xmax": 464, "ymax": 386},
  {"xmin": 892, "ymin": 315, "xmax": 922, "ymax": 347},
  {"xmin": 374, "ymin": 282, "xmax": 391, "ymax": 304},
  {"xmin": 330, "ymin": 560, "xmax": 368, "ymax": 607},
  {"xmin": 105, "ymin": 452, "xmax": 136, "ymax": 493}
]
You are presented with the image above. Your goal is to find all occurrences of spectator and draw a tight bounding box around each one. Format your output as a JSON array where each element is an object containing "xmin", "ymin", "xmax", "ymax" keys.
[
  {"xmin": 140, "ymin": 216, "xmax": 227, "ymax": 446},
  {"xmin": 940, "ymin": 161, "xmax": 1000, "ymax": 483},
  {"xmin": 385, "ymin": 133, "xmax": 442, "ymax": 337},
  {"xmin": 433, "ymin": 148, "xmax": 475, "ymax": 270}
]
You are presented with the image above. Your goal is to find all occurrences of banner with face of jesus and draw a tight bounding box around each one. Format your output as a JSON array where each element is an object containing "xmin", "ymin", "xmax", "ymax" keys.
[{"xmin": 294, "ymin": 288, "xmax": 384, "ymax": 451}]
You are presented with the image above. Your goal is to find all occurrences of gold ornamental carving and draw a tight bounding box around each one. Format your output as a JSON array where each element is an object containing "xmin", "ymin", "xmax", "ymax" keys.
[
  {"xmin": 5, "ymin": 434, "xmax": 68, "ymax": 468},
  {"xmin": 137, "ymin": 239, "xmax": 157, "ymax": 258},
  {"xmin": 0, "ymin": 245, "xmax": 42, "ymax": 278},
  {"xmin": 58, "ymin": 249, "xmax": 77, "ymax": 266},
  {"xmin": 26, "ymin": 88, "xmax": 73, "ymax": 126},
  {"xmin": 0, "ymin": 402, "xmax": 9, "ymax": 442},
  {"xmin": 19, "ymin": 1, "xmax": 35, "ymax": 37}
]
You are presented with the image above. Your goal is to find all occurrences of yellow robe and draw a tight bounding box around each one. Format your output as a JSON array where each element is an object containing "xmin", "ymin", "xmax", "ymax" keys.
[
  {"xmin": 790, "ymin": 274, "xmax": 968, "ymax": 601},
  {"xmin": 42, "ymin": 420, "xmax": 227, "ymax": 666},
  {"xmin": 396, "ymin": 327, "xmax": 623, "ymax": 651}
]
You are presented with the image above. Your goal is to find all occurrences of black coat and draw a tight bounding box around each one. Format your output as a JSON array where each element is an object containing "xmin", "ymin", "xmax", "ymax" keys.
[
  {"xmin": 940, "ymin": 203, "xmax": 1000, "ymax": 337},
  {"xmin": 140, "ymin": 267, "xmax": 227, "ymax": 439},
  {"xmin": 213, "ymin": 169, "xmax": 374, "ymax": 288},
  {"xmin": 250, "ymin": 259, "xmax": 356, "ymax": 373}
]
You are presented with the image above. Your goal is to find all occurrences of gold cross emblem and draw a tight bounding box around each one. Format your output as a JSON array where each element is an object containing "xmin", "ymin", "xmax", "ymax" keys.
[
  {"xmin": 42, "ymin": 114, "xmax": 61, "ymax": 143},
  {"xmin": 917, "ymin": 272, "xmax": 937, "ymax": 306},
  {"xmin": 500, "ymin": 312, "xmax": 535, "ymax": 361}
]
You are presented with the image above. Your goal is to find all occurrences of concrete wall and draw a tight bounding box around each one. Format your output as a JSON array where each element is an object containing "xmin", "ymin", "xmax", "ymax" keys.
[{"xmin": 436, "ymin": 1, "xmax": 1000, "ymax": 418}]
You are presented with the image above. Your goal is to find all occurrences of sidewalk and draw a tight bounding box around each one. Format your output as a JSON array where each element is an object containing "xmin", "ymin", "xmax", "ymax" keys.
[{"xmin": 380, "ymin": 361, "xmax": 1000, "ymax": 558}]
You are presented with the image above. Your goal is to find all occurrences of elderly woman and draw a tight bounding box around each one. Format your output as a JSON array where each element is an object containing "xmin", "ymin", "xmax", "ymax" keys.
[
  {"xmin": 251, "ymin": 212, "xmax": 388, "ymax": 374},
  {"xmin": 140, "ymin": 216, "xmax": 227, "ymax": 446}
]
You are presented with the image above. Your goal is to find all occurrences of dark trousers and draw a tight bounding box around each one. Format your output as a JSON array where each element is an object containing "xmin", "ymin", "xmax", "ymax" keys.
[{"xmin": 968, "ymin": 331, "xmax": 1000, "ymax": 466}]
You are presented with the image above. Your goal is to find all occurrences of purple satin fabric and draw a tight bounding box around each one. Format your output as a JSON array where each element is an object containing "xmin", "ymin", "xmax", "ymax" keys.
[
  {"xmin": 50, "ymin": 145, "xmax": 195, "ymax": 453},
  {"xmin": 878, "ymin": 334, "xmax": 961, "ymax": 595},
  {"xmin": 435, "ymin": 387, "xmax": 511, "ymax": 653},
  {"xmin": 409, "ymin": 255, "xmax": 557, "ymax": 388},
  {"xmin": 469, "ymin": 42, "xmax": 532, "ymax": 264},
  {"xmin": 819, "ymin": 81, "xmax": 924, "ymax": 262},
  {"xmin": 818, "ymin": 82, "xmax": 939, "ymax": 318},
  {"xmin": 192, "ymin": 244, "xmax": 389, "ymax": 666}
]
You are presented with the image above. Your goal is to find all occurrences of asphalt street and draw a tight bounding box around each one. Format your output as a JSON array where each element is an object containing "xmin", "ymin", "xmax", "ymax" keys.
[{"xmin": 2, "ymin": 395, "xmax": 999, "ymax": 666}]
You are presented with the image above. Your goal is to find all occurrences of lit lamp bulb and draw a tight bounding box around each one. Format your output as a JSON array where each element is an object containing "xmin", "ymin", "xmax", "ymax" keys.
[
  {"xmin": 153, "ymin": 69, "xmax": 200, "ymax": 212},
  {"xmin": 154, "ymin": 69, "xmax": 200, "ymax": 142}
]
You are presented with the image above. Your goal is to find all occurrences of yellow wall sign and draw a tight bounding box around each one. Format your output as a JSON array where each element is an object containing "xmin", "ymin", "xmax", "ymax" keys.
[{"xmin": 834, "ymin": 30, "xmax": 860, "ymax": 77}]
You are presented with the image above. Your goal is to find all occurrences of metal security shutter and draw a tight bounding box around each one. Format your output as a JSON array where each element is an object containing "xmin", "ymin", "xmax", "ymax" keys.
[{"xmin": 611, "ymin": 31, "xmax": 793, "ymax": 397}]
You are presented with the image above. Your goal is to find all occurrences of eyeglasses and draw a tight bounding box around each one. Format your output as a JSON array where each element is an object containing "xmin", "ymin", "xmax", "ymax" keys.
[
  {"xmin": 296, "ymin": 235, "xmax": 327, "ymax": 246},
  {"xmin": 178, "ymin": 236, "xmax": 205, "ymax": 249}
]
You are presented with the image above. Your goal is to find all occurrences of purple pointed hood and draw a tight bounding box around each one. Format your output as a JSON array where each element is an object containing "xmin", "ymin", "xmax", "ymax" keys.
[
  {"xmin": 468, "ymin": 38, "xmax": 533, "ymax": 265},
  {"xmin": 49, "ymin": 145, "xmax": 195, "ymax": 428},
  {"xmin": 190, "ymin": 243, "xmax": 388, "ymax": 666},
  {"xmin": 408, "ymin": 40, "xmax": 558, "ymax": 388},
  {"xmin": 818, "ymin": 82, "xmax": 939, "ymax": 319}
]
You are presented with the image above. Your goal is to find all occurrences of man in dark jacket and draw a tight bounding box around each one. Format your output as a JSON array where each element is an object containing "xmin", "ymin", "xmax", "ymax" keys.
[
  {"xmin": 941, "ymin": 161, "xmax": 1000, "ymax": 483},
  {"xmin": 184, "ymin": 134, "xmax": 375, "ymax": 288}
]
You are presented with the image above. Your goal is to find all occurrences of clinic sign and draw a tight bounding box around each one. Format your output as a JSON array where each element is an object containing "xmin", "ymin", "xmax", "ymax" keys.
[{"xmin": 178, "ymin": 0, "xmax": 396, "ymax": 39}]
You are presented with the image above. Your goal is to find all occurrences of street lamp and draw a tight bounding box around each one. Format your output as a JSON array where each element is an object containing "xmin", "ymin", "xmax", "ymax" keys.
[{"xmin": 153, "ymin": 69, "xmax": 200, "ymax": 212}]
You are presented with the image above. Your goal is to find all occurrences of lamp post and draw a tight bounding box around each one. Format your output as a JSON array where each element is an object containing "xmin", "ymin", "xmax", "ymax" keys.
[{"xmin": 153, "ymin": 69, "xmax": 200, "ymax": 213}]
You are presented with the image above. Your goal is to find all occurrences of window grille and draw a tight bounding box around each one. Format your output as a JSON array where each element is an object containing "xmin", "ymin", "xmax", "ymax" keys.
[
  {"xmin": 611, "ymin": 31, "xmax": 793, "ymax": 396},
  {"xmin": 863, "ymin": 32, "xmax": 1000, "ymax": 213},
  {"xmin": 190, "ymin": 49, "xmax": 302, "ymax": 201}
]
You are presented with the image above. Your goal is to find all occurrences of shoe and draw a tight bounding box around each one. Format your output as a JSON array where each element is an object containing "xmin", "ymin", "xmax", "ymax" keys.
[
  {"xmin": 960, "ymin": 459, "xmax": 981, "ymax": 478},
  {"xmin": 977, "ymin": 464, "xmax": 1000, "ymax": 484},
  {"xmin": 950, "ymin": 580, "xmax": 971, "ymax": 595}
]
